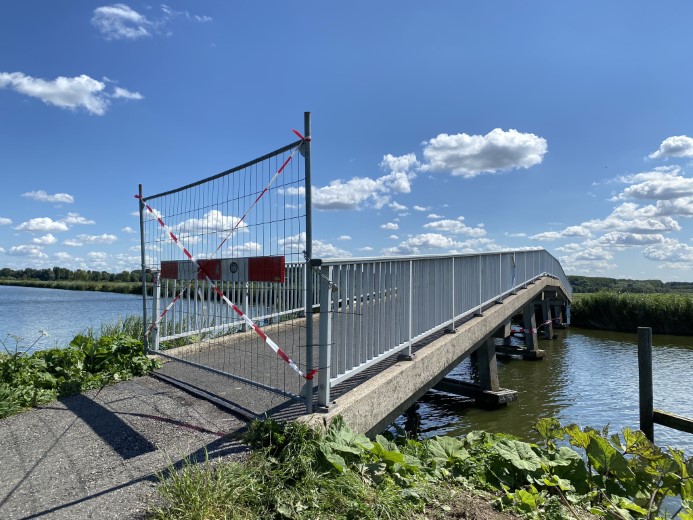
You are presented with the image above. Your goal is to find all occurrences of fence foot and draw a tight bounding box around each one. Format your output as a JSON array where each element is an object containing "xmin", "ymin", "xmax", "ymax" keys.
[{"xmin": 397, "ymin": 353, "xmax": 415, "ymax": 362}]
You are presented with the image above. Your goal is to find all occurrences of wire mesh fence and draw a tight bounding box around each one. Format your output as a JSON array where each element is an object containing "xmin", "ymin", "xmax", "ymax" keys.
[{"xmin": 138, "ymin": 132, "xmax": 314, "ymax": 401}]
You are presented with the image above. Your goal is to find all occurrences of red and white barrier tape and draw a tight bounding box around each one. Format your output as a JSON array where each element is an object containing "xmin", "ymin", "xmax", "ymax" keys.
[{"xmin": 511, "ymin": 319, "xmax": 555, "ymax": 334}]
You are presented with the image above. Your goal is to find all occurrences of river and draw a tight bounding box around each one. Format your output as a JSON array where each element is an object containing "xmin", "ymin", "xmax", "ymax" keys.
[
  {"xmin": 393, "ymin": 327, "xmax": 693, "ymax": 455},
  {"xmin": 0, "ymin": 285, "xmax": 142, "ymax": 351},
  {"xmin": 2, "ymin": 285, "xmax": 691, "ymax": 454}
]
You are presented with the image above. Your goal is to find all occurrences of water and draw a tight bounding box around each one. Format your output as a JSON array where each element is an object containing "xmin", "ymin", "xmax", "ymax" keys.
[
  {"xmin": 393, "ymin": 327, "xmax": 693, "ymax": 455},
  {"xmin": 0, "ymin": 285, "xmax": 142, "ymax": 352}
]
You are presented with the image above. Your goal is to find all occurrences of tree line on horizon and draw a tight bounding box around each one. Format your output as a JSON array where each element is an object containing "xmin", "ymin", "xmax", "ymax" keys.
[
  {"xmin": 0, "ymin": 266, "xmax": 145, "ymax": 284},
  {"xmin": 568, "ymin": 275, "xmax": 693, "ymax": 294}
]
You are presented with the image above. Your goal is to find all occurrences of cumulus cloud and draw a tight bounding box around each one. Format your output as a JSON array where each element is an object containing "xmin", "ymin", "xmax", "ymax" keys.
[
  {"xmin": 643, "ymin": 238, "xmax": 693, "ymax": 263},
  {"xmin": 0, "ymin": 72, "xmax": 142, "ymax": 115},
  {"xmin": 76, "ymin": 233, "xmax": 118, "ymax": 244},
  {"xmin": 8, "ymin": 245, "xmax": 47, "ymax": 258},
  {"xmin": 423, "ymin": 216, "xmax": 486, "ymax": 237},
  {"xmin": 380, "ymin": 222, "xmax": 398, "ymax": 230},
  {"xmin": 277, "ymin": 232, "xmax": 351, "ymax": 258},
  {"xmin": 32, "ymin": 234, "xmax": 58, "ymax": 245},
  {"xmin": 22, "ymin": 190, "xmax": 74, "ymax": 204},
  {"xmin": 337, "ymin": 235, "xmax": 351, "ymax": 241},
  {"xmin": 175, "ymin": 210, "xmax": 247, "ymax": 236},
  {"xmin": 388, "ymin": 201, "xmax": 407, "ymax": 211},
  {"xmin": 15, "ymin": 217, "xmax": 69, "ymax": 233},
  {"xmin": 112, "ymin": 87, "xmax": 143, "ymax": 100},
  {"xmin": 613, "ymin": 166, "xmax": 693, "ymax": 201},
  {"xmin": 427, "ymin": 213, "xmax": 443, "ymax": 219},
  {"xmin": 63, "ymin": 239, "xmax": 83, "ymax": 247},
  {"xmin": 121, "ymin": 226, "xmax": 135, "ymax": 233},
  {"xmin": 382, "ymin": 233, "xmax": 456, "ymax": 255},
  {"xmin": 312, "ymin": 153, "xmax": 418, "ymax": 210},
  {"xmin": 648, "ymin": 135, "xmax": 693, "ymax": 160},
  {"xmin": 62, "ymin": 213, "xmax": 95, "ymax": 225},
  {"xmin": 0, "ymin": 217, "xmax": 11, "ymax": 225},
  {"xmin": 421, "ymin": 128, "xmax": 547, "ymax": 177}
]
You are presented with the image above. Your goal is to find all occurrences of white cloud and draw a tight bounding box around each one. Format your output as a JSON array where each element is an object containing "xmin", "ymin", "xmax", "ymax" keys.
[
  {"xmin": 648, "ymin": 135, "xmax": 693, "ymax": 160},
  {"xmin": 0, "ymin": 217, "xmax": 11, "ymax": 225},
  {"xmin": 421, "ymin": 128, "xmax": 547, "ymax": 177},
  {"xmin": 423, "ymin": 216, "xmax": 486, "ymax": 237},
  {"xmin": 32, "ymin": 234, "xmax": 57, "ymax": 245},
  {"xmin": 175, "ymin": 210, "xmax": 246, "ymax": 236},
  {"xmin": 389, "ymin": 235, "xmax": 399, "ymax": 240},
  {"xmin": 381, "ymin": 222, "xmax": 398, "ymax": 230},
  {"xmin": 337, "ymin": 235, "xmax": 351, "ymax": 241},
  {"xmin": 388, "ymin": 201, "xmax": 407, "ymax": 211},
  {"xmin": 15, "ymin": 217, "xmax": 69, "ymax": 233},
  {"xmin": 597, "ymin": 232, "xmax": 665, "ymax": 247},
  {"xmin": 584, "ymin": 203, "xmax": 680, "ymax": 234},
  {"xmin": 358, "ymin": 246, "xmax": 374, "ymax": 252},
  {"xmin": 382, "ymin": 233, "xmax": 456, "ymax": 255},
  {"xmin": 0, "ymin": 72, "xmax": 142, "ymax": 115},
  {"xmin": 413, "ymin": 205, "xmax": 428, "ymax": 212},
  {"xmin": 312, "ymin": 153, "xmax": 418, "ymax": 210},
  {"xmin": 88, "ymin": 251, "xmax": 108, "ymax": 260},
  {"xmin": 121, "ymin": 226, "xmax": 135, "ymax": 233},
  {"xmin": 643, "ymin": 238, "xmax": 693, "ymax": 263},
  {"xmin": 22, "ymin": 190, "xmax": 74, "ymax": 204},
  {"xmin": 62, "ymin": 213, "xmax": 95, "ymax": 225},
  {"xmin": 92, "ymin": 4, "xmax": 151, "ymax": 40},
  {"xmin": 427, "ymin": 213, "xmax": 443, "ymax": 219},
  {"xmin": 505, "ymin": 231, "xmax": 527, "ymax": 237},
  {"xmin": 613, "ymin": 166, "xmax": 693, "ymax": 201},
  {"xmin": 54, "ymin": 252, "xmax": 75, "ymax": 262},
  {"xmin": 313, "ymin": 240, "xmax": 352, "ymax": 258},
  {"xmin": 8, "ymin": 245, "xmax": 47, "ymax": 258},
  {"xmin": 112, "ymin": 86, "xmax": 144, "ymax": 100},
  {"xmin": 63, "ymin": 240, "xmax": 83, "ymax": 247},
  {"xmin": 76, "ymin": 233, "xmax": 117, "ymax": 244}
]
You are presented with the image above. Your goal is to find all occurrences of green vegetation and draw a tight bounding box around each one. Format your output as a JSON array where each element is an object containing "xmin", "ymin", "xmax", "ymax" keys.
[
  {"xmin": 568, "ymin": 276, "xmax": 693, "ymax": 295},
  {"xmin": 0, "ymin": 266, "xmax": 148, "ymax": 294},
  {"xmin": 154, "ymin": 417, "xmax": 693, "ymax": 520},
  {"xmin": 0, "ymin": 330, "xmax": 158, "ymax": 419},
  {"xmin": 571, "ymin": 292, "xmax": 693, "ymax": 335}
]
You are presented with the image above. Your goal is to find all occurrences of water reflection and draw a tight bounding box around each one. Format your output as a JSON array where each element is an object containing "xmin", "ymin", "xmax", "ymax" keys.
[{"xmin": 391, "ymin": 328, "xmax": 693, "ymax": 455}]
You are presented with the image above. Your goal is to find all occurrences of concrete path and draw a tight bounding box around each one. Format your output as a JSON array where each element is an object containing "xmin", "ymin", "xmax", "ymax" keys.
[{"xmin": 0, "ymin": 376, "xmax": 248, "ymax": 520}]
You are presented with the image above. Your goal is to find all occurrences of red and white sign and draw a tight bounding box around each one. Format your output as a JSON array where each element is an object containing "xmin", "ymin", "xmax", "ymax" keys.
[{"xmin": 160, "ymin": 256, "xmax": 285, "ymax": 283}]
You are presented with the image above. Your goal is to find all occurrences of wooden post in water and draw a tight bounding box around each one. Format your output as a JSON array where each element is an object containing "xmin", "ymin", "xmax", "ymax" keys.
[{"xmin": 638, "ymin": 327, "xmax": 654, "ymax": 442}]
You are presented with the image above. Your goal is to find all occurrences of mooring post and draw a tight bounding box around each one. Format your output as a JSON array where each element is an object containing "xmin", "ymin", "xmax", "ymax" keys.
[
  {"xmin": 477, "ymin": 338, "xmax": 500, "ymax": 392},
  {"xmin": 638, "ymin": 327, "xmax": 654, "ymax": 442}
]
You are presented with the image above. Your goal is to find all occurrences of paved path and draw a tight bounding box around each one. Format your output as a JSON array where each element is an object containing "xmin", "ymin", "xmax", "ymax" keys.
[{"xmin": 0, "ymin": 376, "xmax": 248, "ymax": 520}]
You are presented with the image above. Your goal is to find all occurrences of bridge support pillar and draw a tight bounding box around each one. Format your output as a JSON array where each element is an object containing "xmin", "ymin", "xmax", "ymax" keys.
[
  {"xmin": 523, "ymin": 304, "xmax": 539, "ymax": 351},
  {"xmin": 477, "ymin": 338, "xmax": 499, "ymax": 392},
  {"xmin": 493, "ymin": 321, "xmax": 512, "ymax": 340},
  {"xmin": 541, "ymin": 301, "xmax": 554, "ymax": 339}
]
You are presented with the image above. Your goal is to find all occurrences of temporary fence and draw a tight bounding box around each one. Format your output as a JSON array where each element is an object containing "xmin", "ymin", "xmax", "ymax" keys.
[
  {"xmin": 138, "ymin": 114, "xmax": 315, "ymax": 405},
  {"xmin": 316, "ymin": 249, "xmax": 572, "ymax": 407}
]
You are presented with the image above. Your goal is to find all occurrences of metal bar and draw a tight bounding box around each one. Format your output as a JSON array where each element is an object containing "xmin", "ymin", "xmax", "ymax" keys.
[
  {"xmin": 138, "ymin": 184, "xmax": 149, "ymax": 349},
  {"xmin": 653, "ymin": 410, "xmax": 693, "ymax": 435},
  {"xmin": 304, "ymin": 112, "xmax": 314, "ymax": 413},
  {"xmin": 151, "ymin": 270, "xmax": 160, "ymax": 351},
  {"xmin": 318, "ymin": 265, "xmax": 333, "ymax": 407}
]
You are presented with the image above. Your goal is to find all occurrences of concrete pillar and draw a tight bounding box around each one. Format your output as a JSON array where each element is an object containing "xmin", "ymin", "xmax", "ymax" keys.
[
  {"xmin": 476, "ymin": 338, "xmax": 499, "ymax": 391},
  {"xmin": 552, "ymin": 304, "xmax": 562, "ymax": 326},
  {"xmin": 523, "ymin": 304, "xmax": 538, "ymax": 351},
  {"xmin": 541, "ymin": 301, "xmax": 553, "ymax": 339}
]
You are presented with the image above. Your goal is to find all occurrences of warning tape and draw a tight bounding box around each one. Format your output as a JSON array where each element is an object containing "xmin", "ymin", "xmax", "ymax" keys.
[
  {"xmin": 136, "ymin": 131, "xmax": 316, "ymax": 380},
  {"xmin": 511, "ymin": 319, "xmax": 554, "ymax": 334}
]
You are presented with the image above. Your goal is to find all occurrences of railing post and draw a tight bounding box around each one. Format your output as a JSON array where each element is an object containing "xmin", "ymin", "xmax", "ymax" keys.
[
  {"xmin": 450, "ymin": 256, "xmax": 455, "ymax": 332},
  {"xmin": 407, "ymin": 259, "xmax": 413, "ymax": 357},
  {"xmin": 318, "ymin": 265, "xmax": 333, "ymax": 408},
  {"xmin": 243, "ymin": 282, "xmax": 250, "ymax": 332},
  {"xmin": 151, "ymin": 269, "xmax": 161, "ymax": 351},
  {"xmin": 638, "ymin": 327, "xmax": 654, "ymax": 442}
]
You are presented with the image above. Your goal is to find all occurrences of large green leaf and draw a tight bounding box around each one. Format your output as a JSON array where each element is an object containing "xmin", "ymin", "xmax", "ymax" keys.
[
  {"xmin": 586, "ymin": 436, "xmax": 634, "ymax": 479},
  {"xmin": 426, "ymin": 436, "xmax": 470, "ymax": 466},
  {"xmin": 492, "ymin": 439, "xmax": 545, "ymax": 473}
]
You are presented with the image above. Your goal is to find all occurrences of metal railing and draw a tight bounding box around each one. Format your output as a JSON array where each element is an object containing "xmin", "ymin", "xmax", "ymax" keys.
[{"xmin": 317, "ymin": 249, "xmax": 571, "ymax": 407}]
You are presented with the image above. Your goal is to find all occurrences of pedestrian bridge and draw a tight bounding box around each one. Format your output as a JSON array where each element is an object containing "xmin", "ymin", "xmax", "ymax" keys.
[{"xmin": 149, "ymin": 249, "xmax": 572, "ymax": 434}]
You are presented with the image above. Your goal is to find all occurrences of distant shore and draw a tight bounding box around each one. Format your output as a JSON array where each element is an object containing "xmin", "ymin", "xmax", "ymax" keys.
[{"xmin": 0, "ymin": 278, "xmax": 143, "ymax": 295}]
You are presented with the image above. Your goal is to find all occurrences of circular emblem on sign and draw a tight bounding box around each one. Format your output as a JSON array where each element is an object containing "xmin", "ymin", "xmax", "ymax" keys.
[{"xmin": 229, "ymin": 262, "xmax": 239, "ymax": 274}]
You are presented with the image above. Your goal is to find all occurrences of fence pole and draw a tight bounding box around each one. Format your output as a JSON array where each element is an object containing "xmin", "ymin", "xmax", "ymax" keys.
[
  {"xmin": 638, "ymin": 326, "xmax": 654, "ymax": 442},
  {"xmin": 151, "ymin": 270, "xmax": 161, "ymax": 351},
  {"xmin": 318, "ymin": 265, "xmax": 332, "ymax": 408},
  {"xmin": 304, "ymin": 111, "xmax": 314, "ymax": 414},
  {"xmin": 138, "ymin": 183, "xmax": 149, "ymax": 351}
]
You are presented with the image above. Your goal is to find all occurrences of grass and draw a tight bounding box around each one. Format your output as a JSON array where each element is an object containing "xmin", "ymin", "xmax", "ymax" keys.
[{"xmin": 0, "ymin": 278, "xmax": 143, "ymax": 294}]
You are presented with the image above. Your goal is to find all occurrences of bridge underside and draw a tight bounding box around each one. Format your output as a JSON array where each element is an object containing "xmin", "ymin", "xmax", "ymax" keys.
[{"xmin": 302, "ymin": 276, "xmax": 571, "ymax": 435}]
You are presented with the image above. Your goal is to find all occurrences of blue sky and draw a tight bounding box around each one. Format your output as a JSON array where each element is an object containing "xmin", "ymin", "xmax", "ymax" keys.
[{"xmin": 2, "ymin": 1, "xmax": 693, "ymax": 281}]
